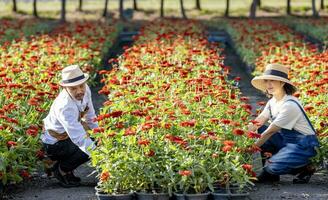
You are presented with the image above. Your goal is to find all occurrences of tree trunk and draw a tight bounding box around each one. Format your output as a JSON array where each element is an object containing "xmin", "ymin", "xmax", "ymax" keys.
[
  {"xmin": 312, "ymin": 0, "xmax": 319, "ymax": 17},
  {"xmin": 133, "ymin": 0, "xmax": 138, "ymax": 10},
  {"xmin": 33, "ymin": 0, "xmax": 38, "ymax": 17},
  {"xmin": 60, "ymin": 0, "xmax": 66, "ymax": 22},
  {"xmin": 180, "ymin": 0, "xmax": 187, "ymax": 19},
  {"xmin": 160, "ymin": 0, "xmax": 164, "ymax": 18},
  {"xmin": 250, "ymin": 0, "xmax": 259, "ymax": 19},
  {"xmin": 257, "ymin": 0, "xmax": 261, "ymax": 7},
  {"xmin": 119, "ymin": 0, "xmax": 125, "ymax": 20},
  {"xmin": 287, "ymin": 0, "xmax": 291, "ymax": 15},
  {"xmin": 103, "ymin": 0, "xmax": 109, "ymax": 17},
  {"xmin": 321, "ymin": 0, "xmax": 324, "ymax": 9},
  {"xmin": 225, "ymin": 0, "xmax": 230, "ymax": 17},
  {"xmin": 12, "ymin": 0, "xmax": 17, "ymax": 12},
  {"xmin": 78, "ymin": 0, "xmax": 83, "ymax": 12},
  {"xmin": 196, "ymin": 0, "xmax": 201, "ymax": 10}
]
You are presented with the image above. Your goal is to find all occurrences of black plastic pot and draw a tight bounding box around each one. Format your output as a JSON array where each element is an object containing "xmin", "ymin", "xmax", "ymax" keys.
[
  {"xmin": 136, "ymin": 192, "xmax": 170, "ymax": 200},
  {"xmin": 211, "ymin": 186, "xmax": 249, "ymax": 200},
  {"xmin": 95, "ymin": 192, "xmax": 134, "ymax": 200},
  {"xmin": 174, "ymin": 192, "xmax": 210, "ymax": 200},
  {"xmin": 95, "ymin": 186, "xmax": 134, "ymax": 200}
]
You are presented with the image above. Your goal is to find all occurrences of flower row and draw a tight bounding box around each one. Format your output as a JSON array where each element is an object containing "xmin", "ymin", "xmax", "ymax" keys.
[
  {"xmin": 283, "ymin": 17, "xmax": 328, "ymax": 45},
  {"xmin": 0, "ymin": 21, "xmax": 119, "ymax": 185},
  {"xmin": 92, "ymin": 20, "xmax": 258, "ymax": 195}
]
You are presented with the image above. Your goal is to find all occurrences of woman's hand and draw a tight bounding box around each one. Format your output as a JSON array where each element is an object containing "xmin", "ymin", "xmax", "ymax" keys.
[{"xmin": 247, "ymin": 123, "xmax": 258, "ymax": 132}]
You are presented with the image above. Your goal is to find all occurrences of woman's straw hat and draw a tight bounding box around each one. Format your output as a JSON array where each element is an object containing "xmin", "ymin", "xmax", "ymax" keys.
[
  {"xmin": 59, "ymin": 65, "xmax": 89, "ymax": 87},
  {"xmin": 251, "ymin": 63, "xmax": 296, "ymax": 92}
]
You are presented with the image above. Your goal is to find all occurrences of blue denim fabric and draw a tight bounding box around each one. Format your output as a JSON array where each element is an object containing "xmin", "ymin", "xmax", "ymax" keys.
[{"xmin": 258, "ymin": 125, "xmax": 319, "ymax": 175}]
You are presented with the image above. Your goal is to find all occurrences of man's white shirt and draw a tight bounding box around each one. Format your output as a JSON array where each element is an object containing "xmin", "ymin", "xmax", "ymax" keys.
[{"xmin": 41, "ymin": 85, "xmax": 98, "ymax": 156}]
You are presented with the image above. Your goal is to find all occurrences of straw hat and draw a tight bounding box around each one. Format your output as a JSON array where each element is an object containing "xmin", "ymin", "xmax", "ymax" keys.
[
  {"xmin": 251, "ymin": 63, "xmax": 296, "ymax": 92},
  {"xmin": 59, "ymin": 65, "xmax": 89, "ymax": 87}
]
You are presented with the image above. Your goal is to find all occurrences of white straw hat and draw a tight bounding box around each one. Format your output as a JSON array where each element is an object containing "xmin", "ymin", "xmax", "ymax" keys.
[
  {"xmin": 251, "ymin": 63, "xmax": 296, "ymax": 92},
  {"xmin": 59, "ymin": 65, "xmax": 89, "ymax": 87}
]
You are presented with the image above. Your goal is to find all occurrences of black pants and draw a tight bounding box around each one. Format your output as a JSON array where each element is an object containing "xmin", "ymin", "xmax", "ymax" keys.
[{"xmin": 43, "ymin": 139, "xmax": 89, "ymax": 172}]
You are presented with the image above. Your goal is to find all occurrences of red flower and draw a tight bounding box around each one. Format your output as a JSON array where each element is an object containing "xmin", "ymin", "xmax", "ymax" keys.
[
  {"xmin": 220, "ymin": 119, "xmax": 231, "ymax": 125},
  {"xmin": 20, "ymin": 170, "xmax": 30, "ymax": 179},
  {"xmin": 100, "ymin": 171, "xmax": 110, "ymax": 182},
  {"xmin": 179, "ymin": 170, "xmax": 192, "ymax": 176},
  {"xmin": 109, "ymin": 111, "xmax": 123, "ymax": 118},
  {"xmin": 138, "ymin": 139, "xmax": 150, "ymax": 146},
  {"xmin": 223, "ymin": 140, "xmax": 235, "ymax": 146},
  {"xmin": 93, "ymin": 127, "xmax": 105, "ymax": 133},
  {"xmin": 180, "ymin": 119, "xmax": 196, "ymax": 127},
  {"xmin": 145, "ymin": 150, "xmax": 155, "ymax": 157},
  {"xmin": 233, "ymin": 128, "xmax": 245, "ymax": 136},
  {"xmin": 247, "ymin": 131, "xmax": 261, "ymax": 139},
  {"xmin": 222, "ymin": 145, "xmax": 232, "ymax": 152},
  {"xmin": 124, "ymin": 128, "xmax": 136, "ymax": 136},
  {"xmin": 36, "ymin": 150, "xmax": 45, "ymax": 159},
  {"xmin": 7, "ymin": 141, "xmax": 17, "ymax": 147}
]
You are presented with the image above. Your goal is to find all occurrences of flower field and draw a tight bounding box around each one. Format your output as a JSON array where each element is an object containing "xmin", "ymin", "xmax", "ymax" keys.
[
  {"xmin": 222, "ymin": 19, "xmax": 328, "ymax": 166},
  {"xmin": 0, "ymin": 18, "xmax": 52, "ymax": 45},
  {"xmin": 0, "ymin": 21, "xmax": 119, "ymax": 185},
  {"xmin": 92, "ymin": 20, "xmax": 260, "ymax": 195},
  {"xmin": 284, "ymin": 17, "xmax": 328, "ymax": 45}
]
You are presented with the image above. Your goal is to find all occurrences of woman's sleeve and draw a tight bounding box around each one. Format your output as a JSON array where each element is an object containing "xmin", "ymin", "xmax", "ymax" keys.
[{"xmin": 272, "ymin": 102, "xmax": 302, "ymax": 130}]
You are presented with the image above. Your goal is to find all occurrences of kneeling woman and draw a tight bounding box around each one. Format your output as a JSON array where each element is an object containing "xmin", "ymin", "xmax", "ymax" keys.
[{"xmin": 248, "ymin": 63, "xmax": 319, "ymax": 183}]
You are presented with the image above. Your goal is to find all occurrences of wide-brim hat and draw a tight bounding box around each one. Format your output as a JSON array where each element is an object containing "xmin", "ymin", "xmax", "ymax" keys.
[
  {"xmin": 251, "ymin": 63, "xmax": 297, "ymax": 92},
  {"xmin": 59, "ymin": 65, "xmax": 89, "ymax": 87}
]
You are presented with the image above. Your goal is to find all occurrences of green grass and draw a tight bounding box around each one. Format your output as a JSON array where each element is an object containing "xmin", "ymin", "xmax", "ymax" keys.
[{"xmin": 0, "ymin": 0, "xmax": 326, "ymax": 19}]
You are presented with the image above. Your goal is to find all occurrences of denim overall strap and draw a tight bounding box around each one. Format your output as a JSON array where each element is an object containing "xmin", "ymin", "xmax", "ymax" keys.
[{"xmin": 285, "ymin": 99, "xmax": 317, "ymax": 135}]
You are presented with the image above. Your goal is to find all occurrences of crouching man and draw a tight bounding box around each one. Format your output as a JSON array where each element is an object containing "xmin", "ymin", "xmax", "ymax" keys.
[{"xmin": 41, "ymin": 65, "xmax": 98, "ymax": 187}]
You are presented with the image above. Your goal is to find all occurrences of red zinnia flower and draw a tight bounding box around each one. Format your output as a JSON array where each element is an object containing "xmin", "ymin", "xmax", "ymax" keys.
[
  {"xmin": 179, "ymin": 170, "xmax": 192, "ymax": 176},
  {"xmin": 7, "ymin": 141, "xmax": 17, "ymax": 147},
  {"xmin": 233, "ymin": 128, "xmax": 244, "ymax": 136}
]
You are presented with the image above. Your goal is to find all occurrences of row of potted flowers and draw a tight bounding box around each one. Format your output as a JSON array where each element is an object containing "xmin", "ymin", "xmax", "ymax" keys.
[
  {"xmin": 220, "ymin": 19, "xmax": 328, "ymax": 167},
  {"xmin": 0, "ymin": 20, "xmax": 119, "ymax": 186},
  {"xmin": 91, "ymin": 19, "xmax": 258, "ymax": 199}
]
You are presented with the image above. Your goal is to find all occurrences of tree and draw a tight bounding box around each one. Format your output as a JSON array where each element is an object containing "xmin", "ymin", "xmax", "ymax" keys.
[
  {"xmin": 78, "ymin": 0, "xmax": 83, "ymax": 12},
  {"xmin": 33, "ymin": 0, "xmax": 38, "ymax": 17},
  {"xmin": 225, "ymin": 0, "xmax": 230, "ymax": 17},
  {"xmin": 119, "ymin": 0, "xmax": 125, "ymax": 20},
  {"xmin": 61, "ymin": 0, "xmax": 66, "ymax": 22},
  {"xmin": 12, "ymin": 0, "xmax": 17, "ymax": 12},
  {"xmin": 196, "ymin": 0, "xmax": 201, "ymax": 10},
  {"xmin": 312, "ymin": 0, "xmax": 319, "ymax": 17},
  {"xmin": 321, "ymin": 0, "xmax": 324, "ymax": 10},
  {"xmin": 133, "ymin": 0, "xmax": 138, "ymax": 11},
  {"xmin": 160, "ymin": 0, "xmax": 164, "ymax": 18},
  {"xmin": 257, "ymin": 0, "xmax": 261, "ymax": 8},
  {"xmin": 287, "ymin": 0, "xmax": 291, "ymax": 15},
  {"xmin": 180, "ymin": 0, "xmax": 187, "ymax": 19},
  {"xmin": 103, "ymin": 0, "xmax": 109, "ymax": 17},
  {"xmin": 250, "ymin": 0, "xmax": 259, "ymax": 19}
]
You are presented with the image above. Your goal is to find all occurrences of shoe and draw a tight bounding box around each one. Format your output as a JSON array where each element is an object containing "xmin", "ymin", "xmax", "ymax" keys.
[
  {"xmin": 53, "ymin": 164, "xmax": 80, "ymax": 188},
  {"xmin": 293, "ymin": 165, "xmax": 315, "ymax": 184},
  {"xmin": 66, "ymin": 171, "xmax": 81, "ymax": 182},
  {"xmin": 254, "ymin": 170, "xmax": 280, "ymax": 183}
]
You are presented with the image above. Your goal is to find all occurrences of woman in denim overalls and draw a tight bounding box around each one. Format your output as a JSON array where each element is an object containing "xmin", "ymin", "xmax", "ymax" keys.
[{"xmin": 249, "ymin": 63, "xmax": 319, "ymax": 183}]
